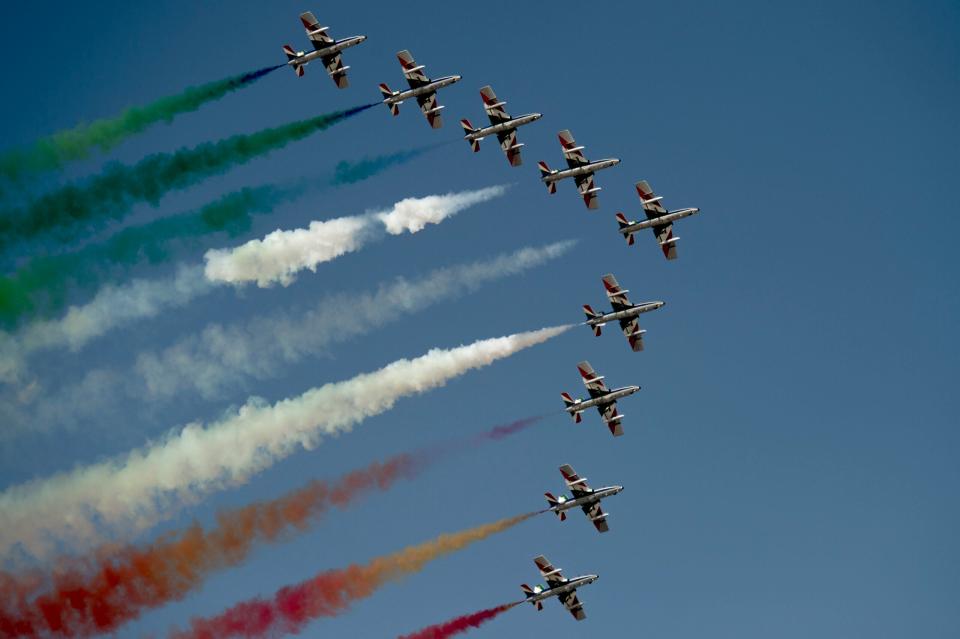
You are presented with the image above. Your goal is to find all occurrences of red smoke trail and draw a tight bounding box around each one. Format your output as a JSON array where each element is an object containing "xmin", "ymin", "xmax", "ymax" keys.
[
  {"xmin": 0, "ymin": 416, "xmax": 544, "ymax": 639},
  {"xmin": 170, "ymin": 515, "xmax": 536, "ymax": 639},
  {"xmin": 0, "ymin": 457, "xmax": 415, "ymax": 639},
  {"xmin": 397, "ymin": 602, "xmax": 520, "ymax": 639}
]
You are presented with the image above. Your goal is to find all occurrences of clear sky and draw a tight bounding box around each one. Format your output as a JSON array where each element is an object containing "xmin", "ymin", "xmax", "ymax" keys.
[{"xmin": 0, "ymin": 0, "xmax": 958, "ymax": 637}]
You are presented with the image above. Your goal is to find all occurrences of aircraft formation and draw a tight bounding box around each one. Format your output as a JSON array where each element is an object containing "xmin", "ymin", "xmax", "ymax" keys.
[
  {"xmin": 288, "ymin": 10, "xmax": 701, "ymax": 625},
  {"xmin": 0, "ymin": 10, "xmax": 708, "ymax": 636}
]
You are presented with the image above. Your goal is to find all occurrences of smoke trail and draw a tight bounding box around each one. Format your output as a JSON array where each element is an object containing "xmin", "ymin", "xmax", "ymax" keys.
[
  {"xmin": 398, "ymin": 602, "xmax": 520, "ymax": 639},
  {"xmin": 0, "ymin": 326, "xmax": 571, "ymax": 561},
  {"xmin": 170, "ymin": 513, "xmax": 538, "ymax": 639},
  {"xmin": 0, "ymin": 65, "xmax": 282, "ymax": 184},
  {"xmin": 0, "ymin": 418, "xmax": 543, "ymax": 638},
  {"xmin": 138, "ymin": 241, "xmax": 574, "ymax": 399},
  {"xmin": 0, "ymin": 457, "xmax": 415, "ymax": 638},
  {"xmin": 0, "ymin": 243, "xmax": 571, "ymax": 436},
  {"xmin": 204, "ymin": 185, "xmax": 508, "ymax": 287},
  {"xmin": 0, "ymin": 103, "xmax": 375, "ymax": 250},
  {"xmin": 0, "ymin": 186, "xmax": 514, "ymax": 383},
  {"xmin": 0, "ymin": 264, "xmax": 211, "ymax": 384},
  {"xmin": 0, "ymin": 146, "xmax": 436, "ymax": 329}
]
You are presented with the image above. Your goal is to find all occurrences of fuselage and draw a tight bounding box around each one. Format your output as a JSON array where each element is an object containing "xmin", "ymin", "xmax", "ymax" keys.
[
  {"xmin": 384, "ymin": 75, "xmax": 462, "ymax": 104},
  {"xmin": 566, "ymin": 385, "xmax": 640, "ymax": 412},
  {"xmin": 587, "ymin": 301, "xmax": 665, "ymax": 327},
  {"xmin": 551, "ymin": 486, "xmax": 623, "ymax": 514},
  {"xmin": 542, "ymin": 158, "xmax": 620, "ymax": 183},
  {"xmin": 529, "ymin": 575, "xmax": 599, "ymax": 603},
  {"xmin": 465, "ymin": 113, "xmax": 542, "ymax": 140},
  {"xmin": 623, "ymin": 207, "xmax": 700, "ymax": 232},
  {"xmin": 287, "ymin": 35, "xmax": 367, "ymax": 66}
]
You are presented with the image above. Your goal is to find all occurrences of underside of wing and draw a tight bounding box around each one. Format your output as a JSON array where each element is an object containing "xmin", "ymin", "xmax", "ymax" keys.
[
  {"xmin": 637, "ymin": 180, "xmax": 668, "ymax": 218},
  {"xmin": 619, "ymin": 316, "xmax": 644, "ymax": 352},
  {"xmin": 559, "ymin": 129, "xmax": 589, "ymax": 167},
  {"xmin": 577, "ymin": 361, "xmax": 608, "ymax": 396},
  {"xmin": 497, "ymin": 129, "xmax": 523, "ymax": 166},
  {"xmin": 583, "ymin": 500, "xmax": 610, "ymax": 533},
  {"xmin": 417, "ymin": 91, "xmax": 443, "ymax": 128},
  {"xmin": 575, "ymin": 173, "xmax": 600, "ymax": 210},
  {"xmin": 300, "ymin": 12, "xmax": 334, "ymax": 49},
  {"xmin": 534, "ymin": 555, "xmax": 566, "ymax": 587},
  {"xmin": 602, "ymin": 273, "xmax": 632, "ymax": 309},
  {"xmin": 600, "ymin": 402, "xmax": 624, "ymax": 436},
  {"xmin": 481, "ymin": 85, "xmax": 512, "ymax": 124},
  {"xmin": 654, "ymin": 223, "xmax": 678, "ymax": 260},
  {"xmin": 321, "ymin": 52, "xmax": 349, "ymax": 88},
  {"xmin": 558, "ymin": 590, "xmax": 587, "ymax": 621},
  {"xmin": 559, "ymin": 464, "xmax": 592, "ymax": 497},
  {"xmin": 398, "ymin": 49, "xmax": 431, "ymax": 88}
]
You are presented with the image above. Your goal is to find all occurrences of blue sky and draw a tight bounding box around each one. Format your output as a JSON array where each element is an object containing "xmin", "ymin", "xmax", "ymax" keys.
[{"xmin": 1, "ymin": 0, "xmax": 958, "ymax": 637}]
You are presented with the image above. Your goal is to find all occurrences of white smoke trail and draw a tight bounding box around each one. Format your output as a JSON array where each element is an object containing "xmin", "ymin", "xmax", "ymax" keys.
[
  {"xmin": 204, "ymin": 185, "xmax": 508, "ymax": 287},
  {"xmin": 137, "ymin": 240, "xmax": 575, "ymax": 399},
  {"xmin": 0, "ymin": 325, "xmax": 571, "ymax": 561},
  {"xmin": 0, "ymin": 265, "xmax": 211, "ymax": 384},
  {"xmin": 0, "ymin": 187, "xmax": 507, "ymax": 383}
]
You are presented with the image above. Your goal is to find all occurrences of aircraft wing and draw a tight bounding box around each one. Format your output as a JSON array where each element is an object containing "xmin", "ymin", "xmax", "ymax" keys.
[
  {"xmin": 577, "ymin": 361, "xmax": 608, "ymax": 398},
  {"xmin": 573, "ymin": 173, "xmax": 600, "ymax": 210},
  {"xmin": 602, "ymin": 273, "xmax": 632, "ymax": 310},
  {"xmin": 533, "ymin": 555, "xmax": 566, "ymax": 588},
  {"xmin": 582, "ymin": 500, "xmax": 610, "ymax": 533},
  {"xmin": 397, "ymin": 50, "xmax": 431, "ymax": 88},
  {"xmin": 300, "ymin": 12, "xmax": 334, "ymax": 49},
  {"xmin": 558, "ymin": 130, "xmax": 589, "ymax": 168},
  {"xmin": 557, "ymin": 589, "xmax": 587, "ymax": 621},
  {"xmin": 619, "ymin": 316, "xmax": 645, "ymax": 352},
  {"xmin": 321, "ymin": 53, "xmax": 349, "ymax": 89},
  {"xmin": 416, "ymin": 91, "xmax": 443, "ymax": 129},
  {"xmin": 653, "ymin": 223, "xmax": 678, "ymax": 260},
  {"xmin": 559, "ymin": 464, "xmax": 593, "ymax": 498},
  {"xmin": 480, "ymin": 85, "xmax": 511, "ymax": 125},
  {"xmin": 496, "ymin": 129, "xmax": 523, "ymax": 167},
  {"xmin": 598, "ymin": 401, "xmax": 624, "ymax": 436},
  {"xmin": 637, "ymin": 180, "xmax": 668, "ymax": 218}
]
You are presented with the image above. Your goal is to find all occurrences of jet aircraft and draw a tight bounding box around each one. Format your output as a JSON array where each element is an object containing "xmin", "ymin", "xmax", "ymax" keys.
[
  {"xmin": 583, "ymin": 273, "xmax": 665, "ymax": 352},
  {"xmin": 521, "ymin": 555, "xmax": 598, "ymax": 621},
  {"xmin": 281, "ymin": 12, "xmax": 366, "ymax": 87},
  {"xmin": 615, "ymin": 180, "xmax": 700, "ymax": 260},
  {"xmin": 379, "ymin": 50, "xmax": 461, "ymax": 128},
  {"xmin": 561, "ymin": 361, "xmax": 639, "ymax": 436},
  {"xmin": 459, "ymin": 86, "xmax": 542, "ymax": 166},
  {"xmin": 545, "ymin": 464, "xmax": 623, "ymax": 533},
  {"xmin": 538, "ymin": 130, "xmax": 620, "ymax": 209}
]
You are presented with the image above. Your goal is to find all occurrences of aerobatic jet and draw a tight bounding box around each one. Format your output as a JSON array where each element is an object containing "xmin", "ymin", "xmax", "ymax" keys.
[
  {"xmin": 281, "ymin": 12, "xmax": 366, "ymax": 87},
  {"xmin": 583, "ymin": 273, "xmax": 665, "ymax": 352},
  {"xmin": 545, "ymin": 464, "xmax": 623, "ymax": 533},
  {"xmin": 615, "ymin": 180, "xmax": 700, "ymax": 260},
  {"xmin": 459, "ymin": 86, "xmax": 542, "ymax": 166},
  {"xmin": 538, "ymin": 130, "xmax": 620, "ymax": 209},
  {"xmin": 521, "ymin": 555, "xmax": 598, "ymax": 621},
  {"xmin": 561, "ymin": 361, "xmax": 639, "ymax": 436},
  {"xmin": 379, "ymin": 50, "xmax": 461, "ymax": 129}
]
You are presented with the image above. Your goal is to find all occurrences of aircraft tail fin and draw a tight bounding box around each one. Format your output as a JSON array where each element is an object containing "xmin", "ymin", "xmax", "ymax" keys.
[
  {"xmin": 379, "ymin": 83, "xmax": 400, "ymax": 115},
  {"xmin": 615, "ymin": 212, "xmax": 636, "ymax": 246},
  {"xmin": 282, "ymin": 46, "xmax": 304, "ymax": 77},
  {"xmin": 544, "ymin": 493, "xmax": 567, "ymax": 520},
  {"xmin": 460, "ymin": 119, "xmax": 481, "ymax": 152},
  {"xmin": 521, "ymin": 584, "xmax": 545, "ymax": 609},
  {"xmin": 583, "ymin": 305, "xmax": 603, "ymax": 335},
  {"xmin": 560, "ymin": 392, "xmax": 582, "ymax": 423},
  {"xmin": 538, "ymin": 161, "xmax": 556, "ymax": 194}
]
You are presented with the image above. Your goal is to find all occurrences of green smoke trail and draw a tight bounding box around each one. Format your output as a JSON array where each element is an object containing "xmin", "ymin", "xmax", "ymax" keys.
[
  {"xmin": 0, "ymin": 103, "xmax": 376, "ymax": 252},
  {"xmin": 0, "ymin": 65, "xmax": 283, "ymax": 184},
  {"xmin": 0, "ymin": 146, "xmax": 434, "ymax": 327}
]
